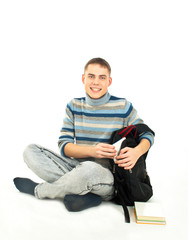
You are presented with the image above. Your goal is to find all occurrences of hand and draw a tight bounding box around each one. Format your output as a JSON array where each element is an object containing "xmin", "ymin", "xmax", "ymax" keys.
[
  {"xmin": 92, "ymin": 143, "xmax": 117, "ymax": 159},
  {"xmin": 115, "ymin": 147, "xmax": 141, "ymax": 170}
]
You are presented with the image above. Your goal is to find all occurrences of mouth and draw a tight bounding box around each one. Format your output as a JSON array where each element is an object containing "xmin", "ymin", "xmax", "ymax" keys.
[{"xmin": 90, "ymin": 87, "xmax": 102, "ymax": 93}]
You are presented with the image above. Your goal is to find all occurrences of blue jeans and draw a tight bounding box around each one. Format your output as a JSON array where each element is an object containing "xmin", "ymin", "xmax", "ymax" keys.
[{"xmin": 23, "ymin": 144, "xmax": 115, "ymax": 201}]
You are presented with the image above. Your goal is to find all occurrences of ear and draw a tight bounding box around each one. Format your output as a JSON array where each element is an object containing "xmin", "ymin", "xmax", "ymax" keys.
[
  {"xmin": 108, "ymin": 77, "xmax": 112, "ymax": 87},
  {"xmin": 82, "ymin": 74, "xmax": 85, "ymax": 84}
]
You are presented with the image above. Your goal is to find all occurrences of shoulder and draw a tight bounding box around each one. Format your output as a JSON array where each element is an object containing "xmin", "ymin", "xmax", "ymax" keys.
[
  {"xmin": 71, "ymin": 97, "xmax": 86, "ymax": 106},
  {"xmin": 109, "ymin": 95, "xmax": 131, "ymax": 106},
  {"xmin": 69, "ymin": 97, "xmax": 85, "ymax": 104},
  {"xmin": 66, "ymin": 97, "xmax": 86, "ymax": 110},
  {"xmin": 109, "ymin": 95, "xmax": 126, "ymax": 102}
]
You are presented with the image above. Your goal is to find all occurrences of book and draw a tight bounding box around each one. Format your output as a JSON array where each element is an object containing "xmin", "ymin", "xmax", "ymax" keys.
[
  {"xmin": 112, "ymin": 137, "xmax": 126, "ymax": 161},
  {"xmin": 134, "ymin": 201, "xmax": 166, "ymax": 225}
]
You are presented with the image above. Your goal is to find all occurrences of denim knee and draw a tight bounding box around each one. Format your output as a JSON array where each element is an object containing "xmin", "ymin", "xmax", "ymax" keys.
[
  {"xmin": 23, "ymin": 144, "xmax": 41, "ymax": 166},
  {"xmin": 77, "ymin": 161, "xmax": 114, "ymax": 185}
]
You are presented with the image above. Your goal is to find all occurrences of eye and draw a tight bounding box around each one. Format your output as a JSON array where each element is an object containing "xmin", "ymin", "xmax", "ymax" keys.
[{"xmin": 88, "ymin": 75, "xmax": 94, "ymax": 79}]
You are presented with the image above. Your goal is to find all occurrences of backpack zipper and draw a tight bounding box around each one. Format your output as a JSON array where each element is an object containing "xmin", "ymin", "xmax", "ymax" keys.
[
  {"xmin": 113, "ymin": 164, "xmax": 116, "ymax": 173},
  {"xmin": 113, "ymin": 164, "xmax": 132, "ymax": 173}
]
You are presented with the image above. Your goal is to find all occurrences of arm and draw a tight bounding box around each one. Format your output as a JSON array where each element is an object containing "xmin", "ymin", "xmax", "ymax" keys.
[
  {"xmin": 64, "ymin": 142, "xmax": 117, "ymax": 159},
  {"xmin": 115, "ymin": 102, "xmax": 154, "ymax": 170},
  {"xmin": 59, "ymin": 100, "xmax": 117, "ymax": 159},
  {"xmin": 115, "ymin": 138, "xmax": 150, "ymax": 170}
]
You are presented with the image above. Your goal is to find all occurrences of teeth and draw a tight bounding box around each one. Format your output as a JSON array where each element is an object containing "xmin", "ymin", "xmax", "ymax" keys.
[{"xmin": 91, "ymin": 88, "xmax": 101, "ymax": 91}]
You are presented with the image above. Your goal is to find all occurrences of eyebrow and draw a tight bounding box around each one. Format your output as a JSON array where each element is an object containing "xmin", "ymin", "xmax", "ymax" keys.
[{"xmin": 88, "ymin": 73, "xmax": 107, "ymax": 77}]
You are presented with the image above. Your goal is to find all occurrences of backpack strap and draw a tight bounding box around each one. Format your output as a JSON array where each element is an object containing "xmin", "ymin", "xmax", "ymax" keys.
[
  {"xmin": 117, "ymin": 124, "xmax": 155, "ymax": 141},
  {"xmin": 118, "ymin": 192, "xmax": 130, "ymax": 223},
  {"xmin": 118, "ymin": 125, "xmax": 137, "ymax": 138}
]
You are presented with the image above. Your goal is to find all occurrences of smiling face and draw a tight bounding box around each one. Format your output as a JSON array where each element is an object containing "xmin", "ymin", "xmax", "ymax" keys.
[{"xmin": 82, "ymin": 64, "xmax": 112, "ymax": 99}]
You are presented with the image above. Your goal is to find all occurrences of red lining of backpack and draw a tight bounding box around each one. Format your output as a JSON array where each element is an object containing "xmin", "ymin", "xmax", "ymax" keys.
[{"xmin": 118, "ymin": 125, "xmax": 137, "ymax": 138}]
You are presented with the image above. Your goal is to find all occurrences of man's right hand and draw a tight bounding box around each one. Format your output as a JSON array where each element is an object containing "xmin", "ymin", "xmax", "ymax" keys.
[{"xmin": 91, "ymin": 143, "xmax": 117, "ymax": 159}]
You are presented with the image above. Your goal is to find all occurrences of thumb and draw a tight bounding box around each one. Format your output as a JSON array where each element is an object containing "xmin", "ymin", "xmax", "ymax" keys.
[{"xmin": 119, "ymin": 147, "xmax": 129, "ymax": 154}]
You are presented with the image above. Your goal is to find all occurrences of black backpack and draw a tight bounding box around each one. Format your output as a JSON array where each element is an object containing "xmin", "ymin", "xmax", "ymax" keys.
[{"xmin": 109, "ymin": 124, "xmax": 155, "ymax": 223}]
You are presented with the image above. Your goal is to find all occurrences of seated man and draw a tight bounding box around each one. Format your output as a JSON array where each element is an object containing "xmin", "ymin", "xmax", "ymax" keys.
[{"xmin": 14, "ymin": 57, "xmax": 154, "ymax": 211}]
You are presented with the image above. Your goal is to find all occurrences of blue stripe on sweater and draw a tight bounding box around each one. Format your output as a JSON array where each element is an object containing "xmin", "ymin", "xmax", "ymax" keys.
[
  {"xmin": 67, "ymin": 102, "xmax": 133, "ymax": 118},
  {"xmin": 109, "ymin": 96, "xmax": 125, "ymax": 101},
  {"xmin": 70, "ymin": 105, "xmax": 133, "ymax": 118},
  {"xmin": 61, "ymin": 127, "xmax": 74, "ymax": 132},
  {"xmin": 76, "ymin": 137, "xmax": 109, "ymax": 143},
  {"xmin": 59, "ymin": 135, "xmax": 74, "ymax": 140}
]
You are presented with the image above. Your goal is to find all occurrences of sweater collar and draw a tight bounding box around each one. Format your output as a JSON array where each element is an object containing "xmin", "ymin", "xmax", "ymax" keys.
[{"xmin": 85, "ymin": 91, "xmax": 111, "ymax": 106}]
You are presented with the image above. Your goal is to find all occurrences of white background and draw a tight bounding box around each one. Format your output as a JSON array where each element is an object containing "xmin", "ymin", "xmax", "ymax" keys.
[{"xmin": 0, "ymin": 1, "xmax": 188, "ymax": 240}]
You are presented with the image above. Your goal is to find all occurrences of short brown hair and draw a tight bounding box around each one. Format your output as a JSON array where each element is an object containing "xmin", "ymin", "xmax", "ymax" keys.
[{"xmin": 84, "ymin": 58, "xmax": 111, "ymax": 75}]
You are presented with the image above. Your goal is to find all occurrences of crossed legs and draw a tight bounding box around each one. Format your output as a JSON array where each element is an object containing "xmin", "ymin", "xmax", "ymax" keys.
[{"xmin": 14, "ymin": 144, "xmax": 115, "ymax": 211}]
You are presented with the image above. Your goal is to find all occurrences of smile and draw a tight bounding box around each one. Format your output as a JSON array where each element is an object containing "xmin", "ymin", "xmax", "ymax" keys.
[{"xmin": 90, "ymin": 87, "xmax": 102, "ymax": 92}]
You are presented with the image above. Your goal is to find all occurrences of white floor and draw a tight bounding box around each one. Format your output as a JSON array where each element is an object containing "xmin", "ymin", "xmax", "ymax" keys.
[{"xmin": 1, "ymin": 137, "xmax": 188, "ymax": 240}]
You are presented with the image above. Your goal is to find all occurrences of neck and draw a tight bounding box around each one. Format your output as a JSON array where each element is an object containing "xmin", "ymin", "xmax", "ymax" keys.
[{"xmin": 86, "ymin": 92, "xmax": 111, "ymax": 106}]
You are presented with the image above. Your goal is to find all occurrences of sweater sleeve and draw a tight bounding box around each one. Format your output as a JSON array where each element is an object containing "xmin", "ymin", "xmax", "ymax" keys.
[
  {"xmin": 58, "ymin": 101, "xmax": 75, "ymax": 157},
  {"xmin": 138, "ymin": 131, "xmax": 154, "ymax": 147},
  {"xmin": 126, "ymin": 102, "xmax": 154, "ymax": 147}
]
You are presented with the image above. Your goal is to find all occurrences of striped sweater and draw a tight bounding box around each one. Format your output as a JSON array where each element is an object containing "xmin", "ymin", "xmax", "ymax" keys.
[{"xmin": 58, "ymin": 92, "xmax": 154, "ymax": 168}]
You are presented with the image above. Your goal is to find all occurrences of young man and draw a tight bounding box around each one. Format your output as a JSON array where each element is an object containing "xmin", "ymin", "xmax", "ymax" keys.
[{"xmin": 14, "ymin": 58, "xmax": 154, "ymax": 211}]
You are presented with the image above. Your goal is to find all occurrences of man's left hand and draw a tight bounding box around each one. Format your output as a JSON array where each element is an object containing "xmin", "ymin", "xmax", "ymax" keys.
[{"xmin": 115, "ymin": 147, "xmax": 141, "ymax": 170}]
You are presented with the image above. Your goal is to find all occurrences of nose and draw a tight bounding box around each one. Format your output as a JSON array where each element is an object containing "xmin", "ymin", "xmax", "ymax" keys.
[{"xmin": 93, "ymin": 77, "xmax": 99, "ymax": 84}]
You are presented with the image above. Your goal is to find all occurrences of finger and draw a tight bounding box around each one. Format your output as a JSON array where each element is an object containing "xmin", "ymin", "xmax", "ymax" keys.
[
  {"xmin": 115, "ymin": 158, "xmax": 127, "ymax": 164},
  {"xmin": 124, "ymin": 164, "xmax": 133, "ymax": 170},
  {"xmin": 104, "ymin": 147, "xmax": 116, "ymax": 153},
  {"xmin": 119, "ymin": 162, "xmax": 132, "ymax": 169},
  {"xmin": 101, "ymin": 146, "xmax": 116, "ymax": 154},
  {"xmin": 119, "ymin": 147, "xmax": 130, "ymax": 154},
  {"xmin": 118, "ymin": 161, "xmax": 131, "ymax": 167},
  {"xmin": 99, "ymin": 150, "xmax": 117, "ymax": 158},
  {"xmin": 100, "ymin": 143, "xmax": 115, "ymax": 149},
  {"xmin": 115, "ymin": 158, "xmax": 131, "ymax": 166},
  {"xmin": 116, "ymin": 153, "xmax": 127, "ymax": 160}
]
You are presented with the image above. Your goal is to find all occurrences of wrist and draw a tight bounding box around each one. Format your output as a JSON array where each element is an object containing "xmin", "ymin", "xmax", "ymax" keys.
[
  {"xmin": 84, "ymin": 145, "xmax": 95, "ymax": 158},
  {"xmin": 134, "ymin": 145, "xmax": 144, "ymax": 159},
  {"xmin": 135, "ymin": 139, "xmax": 151, "ymax": 157}
]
